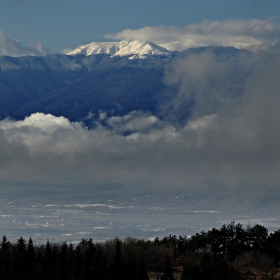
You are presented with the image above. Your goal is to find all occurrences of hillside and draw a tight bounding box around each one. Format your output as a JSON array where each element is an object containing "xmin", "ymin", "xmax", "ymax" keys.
[{"xmin": 0, "ymin": 46, "xmax": 249, "ymax": 124}]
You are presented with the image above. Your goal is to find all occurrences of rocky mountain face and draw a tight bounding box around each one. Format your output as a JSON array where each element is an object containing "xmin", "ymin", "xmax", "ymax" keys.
[{"xmin": 67, "ymin": 39, "xmax": 174, "ymax": 58}]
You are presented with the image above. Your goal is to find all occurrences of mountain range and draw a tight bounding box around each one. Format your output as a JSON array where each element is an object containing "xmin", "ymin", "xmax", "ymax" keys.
[
  {"xmin": 2, "ymin": 40, "xmax": 280, "ymax": 223},
  {"xmin": 0, "ymin": 40, "xmax": 250, "ymax": 125}
]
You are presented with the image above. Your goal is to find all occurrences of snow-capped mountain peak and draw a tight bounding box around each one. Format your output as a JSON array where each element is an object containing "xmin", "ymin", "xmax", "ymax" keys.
[{"xmin": 67, "ymin": 40, "xmax": 172, "ymax": 59}]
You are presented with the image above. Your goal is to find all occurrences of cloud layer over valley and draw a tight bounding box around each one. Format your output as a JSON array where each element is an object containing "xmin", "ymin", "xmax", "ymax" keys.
[{"xmin": 1, "ymin": 47, "xmax": 280, "ymax": 191}]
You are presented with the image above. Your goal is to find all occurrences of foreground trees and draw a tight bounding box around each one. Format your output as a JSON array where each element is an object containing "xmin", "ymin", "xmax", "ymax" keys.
[{"xmin": 0, "ymin": 222, "xmax": 280, "ymax": 279}]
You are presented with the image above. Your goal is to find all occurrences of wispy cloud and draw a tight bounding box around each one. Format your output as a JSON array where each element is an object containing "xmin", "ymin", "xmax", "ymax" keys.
[
  {"xmin": 0, "ymin": 29, "xmax": 49, "ymax": 56},
  {"xmin": 105, "ymin": 19, "xmax": 280, "ymax": 52}
]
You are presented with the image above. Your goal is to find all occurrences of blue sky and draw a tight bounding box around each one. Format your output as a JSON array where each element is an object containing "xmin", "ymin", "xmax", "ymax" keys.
[{"xmin": 1, "ymin": 0, "xmax": 280, "ymax": 53}]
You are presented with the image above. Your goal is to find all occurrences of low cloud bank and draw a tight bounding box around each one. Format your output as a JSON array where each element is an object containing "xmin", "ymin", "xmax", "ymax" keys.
[
  {"xmin": 1, "ymin": 48, "xmax": 280, "ymax": 189},
  {"xmin": 106, "ymin": 19, "xmax": 280, "ymax": 52}
]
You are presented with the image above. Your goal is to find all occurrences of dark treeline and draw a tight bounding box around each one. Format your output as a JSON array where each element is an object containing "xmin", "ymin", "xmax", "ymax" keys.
[{"xmin": 1, "ymin": 222, "xmax": 280, "ymax": 280}]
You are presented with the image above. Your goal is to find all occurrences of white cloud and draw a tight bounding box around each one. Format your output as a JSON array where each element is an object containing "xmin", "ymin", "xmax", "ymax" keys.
[
  {"xmin": 0, "ymin": 29, "xmax": 48, "ymax": 56},
  {"xmin": 105, "ymin": 19, "xmax": 280, "ymax": 52}
]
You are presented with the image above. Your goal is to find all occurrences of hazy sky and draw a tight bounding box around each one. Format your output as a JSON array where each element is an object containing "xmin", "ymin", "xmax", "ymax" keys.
[{"xmin": 1, "ymin": 0, "xmax": 280, "ymax": 53}]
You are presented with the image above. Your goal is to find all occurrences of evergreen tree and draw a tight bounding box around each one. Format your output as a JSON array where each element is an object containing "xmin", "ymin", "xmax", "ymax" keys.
[
  {"xmin": 58, "ymin": 242, "xmax": 68, "ymax": 280},
  {"xmin": 27, "ymin": 237, "xmax": 35, "ymax": 270},
  {"xmin": 51, "ymin": 244, "xmax": 60, "ymax": 279},
  {"xmin": 110, "ymin": 239, "xmax": 123, "ymax": 280},
  {"xmin": 0, "ymin": 235, "xmax": 10, "ymax": 279},
  {"xmin": 73, "ymin": 245, "xmax": 83, "ymax": 279},
  {"xmin": 15, "ymin": 237, "xmax": 27, "ymax": 278},
  {"xmin": 84, "ymin": 238, "xmax": 96, "ymax": 278},
  {"xmin": 43, "ymin": 241, "xmax": 55, "ymax": 279},
  {"xmin": 67, "ymin": 243, "xmax": 75, "ymax": 279},
  {"xmin": 92, "ymin": 244, "xmax": 108, "ymax": 280}
]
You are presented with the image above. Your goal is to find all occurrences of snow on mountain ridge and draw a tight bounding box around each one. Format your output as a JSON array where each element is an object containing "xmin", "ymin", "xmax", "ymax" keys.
[{"xmin": 67, "ymin": 40, "xmax": 172, "ymax": 59}]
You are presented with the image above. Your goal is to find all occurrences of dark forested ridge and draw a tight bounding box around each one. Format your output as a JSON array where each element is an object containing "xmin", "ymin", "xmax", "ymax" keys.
[
  {"xmin": 1, "ymin": 222, "xmax": 280, "ymax": 280},
  {"xmin": 0, "ymin": 53, "xmax": 168, "ymax": 122},
  {"xmin": 0, "ymin": 47, "xmax": 250, "ymax": 125}
]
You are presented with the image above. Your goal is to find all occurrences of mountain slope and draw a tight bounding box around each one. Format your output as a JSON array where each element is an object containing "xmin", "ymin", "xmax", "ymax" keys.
[
  {"xmin": 15, "ymin": 54, "xmax": 168, "ymax": 121},
  {"xmin": 0, "ymin": 54, "xmax": 90, "ymax": 113},
  {"xmin": 0, "ymin": 46, "xmax": 251, "ymax": 124}
]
